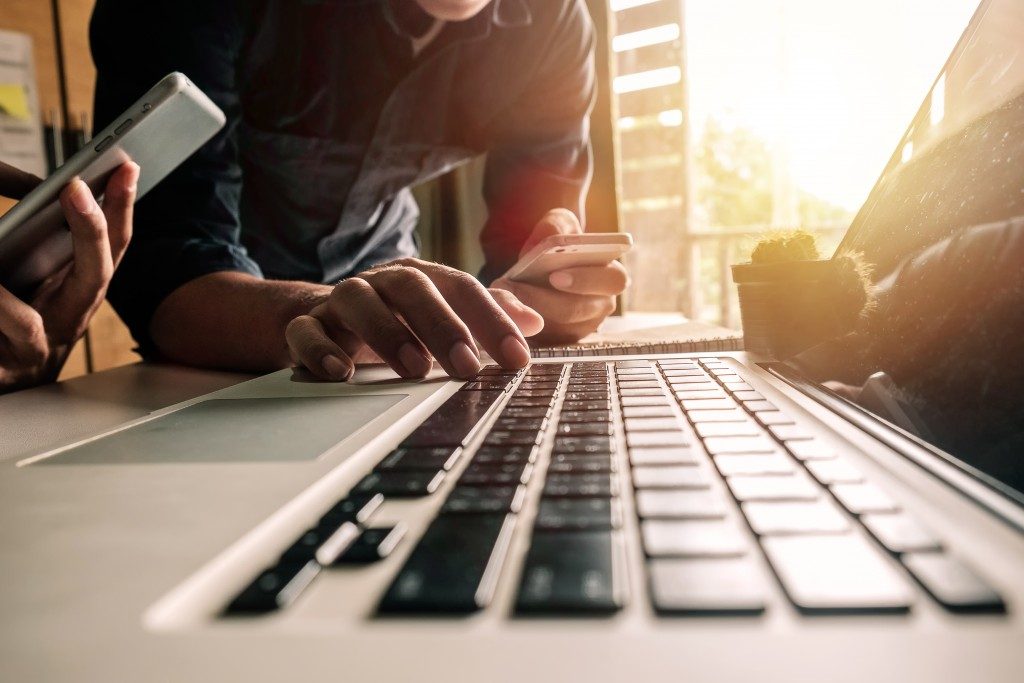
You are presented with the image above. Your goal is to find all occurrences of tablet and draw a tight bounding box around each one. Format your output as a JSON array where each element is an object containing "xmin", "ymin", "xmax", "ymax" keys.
[{"xmin": 0, "ymin": 72, "xmax": 225, "ymax": 297}]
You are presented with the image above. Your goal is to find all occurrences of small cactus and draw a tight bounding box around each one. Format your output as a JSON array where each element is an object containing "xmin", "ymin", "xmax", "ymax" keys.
[{"xmin": 750, "ymin": 229, "xmax": 821, "ymax": 264}]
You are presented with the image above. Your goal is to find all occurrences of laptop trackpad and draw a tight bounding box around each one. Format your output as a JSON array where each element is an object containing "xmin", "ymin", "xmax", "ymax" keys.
[{"xmin": 39, "ymin": 396, "xmax": 407, "ymax": 465}]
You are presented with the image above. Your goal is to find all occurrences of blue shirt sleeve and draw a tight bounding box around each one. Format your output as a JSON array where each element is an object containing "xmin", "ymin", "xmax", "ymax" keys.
[{"xmin": 91, "ymin": 0, "xmax": 261, "ymax": 357}]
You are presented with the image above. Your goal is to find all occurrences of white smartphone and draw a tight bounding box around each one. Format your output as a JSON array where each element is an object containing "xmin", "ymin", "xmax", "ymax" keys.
[
  {"xmin": 503, "ymin": 233, "xmax": 634, "ymax": 286},
  {"xmin": 0, "ymin": 72, "xmax": 225, "ymax": 297}
]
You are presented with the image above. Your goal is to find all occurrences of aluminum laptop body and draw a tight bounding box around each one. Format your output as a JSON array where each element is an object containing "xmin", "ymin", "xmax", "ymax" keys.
[{"xmin": 2, "ymin": 0, "xmax": 1023, "ymax": 680}]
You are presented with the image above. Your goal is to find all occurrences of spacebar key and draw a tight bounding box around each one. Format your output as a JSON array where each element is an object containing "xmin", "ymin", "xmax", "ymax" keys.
[{"xmin": 378, "ymin": 514, "xmax": 516, "ymax": 613}]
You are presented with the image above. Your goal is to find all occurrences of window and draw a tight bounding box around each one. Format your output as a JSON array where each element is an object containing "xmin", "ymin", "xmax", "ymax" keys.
[{"xmin": 608, "ymin": 0, "xmax": 979, "ymax": 328}]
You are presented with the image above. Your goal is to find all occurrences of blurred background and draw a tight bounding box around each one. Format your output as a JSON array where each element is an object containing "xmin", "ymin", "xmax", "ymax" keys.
[{"xmin": 0, "ymin": 0, "xmax": 979, "ymax": 379}]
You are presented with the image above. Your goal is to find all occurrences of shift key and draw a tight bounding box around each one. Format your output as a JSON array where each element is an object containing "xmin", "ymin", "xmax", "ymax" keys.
[{"xmin": 515, "ymin": 530, "xmax": 626, "ymax": 614}]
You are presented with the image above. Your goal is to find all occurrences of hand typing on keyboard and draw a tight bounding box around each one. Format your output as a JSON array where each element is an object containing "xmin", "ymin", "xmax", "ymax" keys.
[{"xmin": 285, "ymin": 258, "xmax": 544, "ymax": 381}]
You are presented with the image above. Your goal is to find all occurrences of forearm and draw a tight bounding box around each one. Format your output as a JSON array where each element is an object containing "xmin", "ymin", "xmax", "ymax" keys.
[{"xmin": 149, "ymin": 271, "xmax": 330, "ymax": 372}]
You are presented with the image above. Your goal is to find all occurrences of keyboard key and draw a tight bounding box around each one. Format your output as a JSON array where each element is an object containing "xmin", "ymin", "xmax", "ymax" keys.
[
  {"xmin": 762, "ymin": 534, "xmax": 913, "ymax": 613},
  {"xmin": 743, "ymin": 400, "xmax": 777, "ymax": 412},
  {"xmin": 619, "ymin": 388, "xmax": 664, "ymax": 397},
  {"xmin": 624, "ymin": 417, "xmax": 683, "ymax": 432},
  {"xmin": 615, "ymin": 368, "xmax": 656, "ymax": 377},
  {"xmin": 861, "ymin": 514, "xmax": 941, "ymax": 553},
  {"xmin": 501, "ymin": 407, "xmax": 549, "ymax": 419},
  {"xmin": 535, "ymin": 498, "xmax": 622, "ymax": 531},
  {"xmin": 319, "ymin": 493, "xmax": 384, "ymax": 526},
  {"xmin": 334, "ymin": 524, "xmax": 407, "ymax": 563},
  {"xmin": 785, "ymin": 440, "xmax": 837, "ymax": 461},
  {"xmin": 648, "ymin": 558, "xmax": 766, "ymax": 614},
  {"xmin": 494, "ymin": 416, "xmax": 547, "ymax": 432},
  {"xmin": 459, "ymin": 460, "xmax": 533, "ymax": 486},
  {"xmin": 635, "ymin": 490, "xmax": 727, "ymax": 519},
  {"xmin": 703, "ymin": 435, "xmax": 776, "ymax": 454},
  {"xmin": 767, "ymin": 424, "xmax": 813, "ymax": 441},
  {"xmin": 379, "ymin": 514, "xmax": 516, "ymax": 613},
  {"xmin": 528, "ymin": 364, "xmax": 564, "ymax": 375},
  {"xmin": 661, "ymin": 369, "xmax": 705, "ymax": 378},
  {"xmin": 553, "ymin": 436, "xmax": 615, "ymax": 454},
  {"xmin": 442, "ymin": 485, "xmax": 525, "ymax": 514},
  {"xmin": 544, "ymin": 473, "xmax": 616, "ymax": 498},
  {"xmin": 641, "ymin": 520, "xmax": 748, "ymax": 557},
  {"xmin": 756, "ymin": 411, "xmax": 795, "ymax": 426},
  {"xmin": 559, "ymin": 410, "xmax": 611, "ymax": 423},
  {"xmin": 472, "ymin": 445, "xmax": 537, "ymax": 465},
  {"xmin": 402, "ymin": 391, "xmax": 502, "ymax": 446},
  {"xmin": 621, "ymin": 395, "xmax": 671, "ymax": 407},
  {"xmin": 726, "ymin": 384, "xmax": 755, "ymax": 394},
  {"xmin": 354, "ymin": 470, "xmax": 445, "ymax": 497},
  {"xmin": 281, "ymin": 519, "xmax": 360, "ymax": 564},
  {"xmin": 226, "ymin": 560, "xmax": 321, "ymax": 614},
  {"xmin": 714, "ymin": 454, "xmax": 794, "ymax": 476},
  {"xmin": 830, "ymin": 483, "xmax": 899, "ymax": 514},
  {"xmin": 716, "ymin": 375, "xmax": 744, "ymax": 385},
  {"xmin": 548, "ymin": 453, "xmax": 615, "ymax": 474},
  {"xmin": 557, "ymin": 422, "xmax": 614, "ymax": 436},
  {"xmin": 615, "ymin": 360, "xmax": 650, "ymax": 368},
  {"xmin": 674, "ymin": 389, "xmax": 727, "ymax": 401},
  {"xmin": 565, "ymin": 391, "xmax": 610, "ymax": 402},
  {"xmin": 681, "ymin": 398, "xmax": 738, "ymax": 411},
  {"xmin": 687, "ymin": 408, "xmax": 748, "ymax": 423},
  {"xmin": 622, "ymin": 406, "xmax": 675, "ymax": 419},
  {"xmin": 617, "ymin": 380, "xmax": 662, "ymax": 390},
  {"xmin": 483, "ymin": 430, "xmax": 543, "ymax": 447},
  {"xmin": 804, "ymin": 459, "xmax": 865, "ymax": 485},
  {"xmin": 515, "ymin": 531, "xmax": 625, "ymax": 614},
  {"xmin": 629, "ymin": 446, "xmax": 697, "ymax": 466},
  {"xmin": 668, "ymin": 379, "xmax": 717, "ymax": 389},
  {"xmin": 695, "ymin": 420, "xmax": 762, "ymax": 437},
  {"xmin": 632, "ymin": 466, "xmax": 709, "ymax": 489},
  {"xmin": 376, "ymin": 447, "xmax": 461, "ymax": 472},
  {"xmin": 562, "ymin": 400, "xmax": 612, "ymax": 412},
  {"xmin": 727, "ymin": 475, "xmax": 819, "ymax": 501},
  {"xmin": 902, "ymin": 553, "xmax": 1004, "ymax": 612},
  {"xmin": 626, "ymin": 431, "xmax": 688, "ymax": 448},
  {"xmin": 742, "ymin": 500, "xmax": 850, "ymax": 535}
]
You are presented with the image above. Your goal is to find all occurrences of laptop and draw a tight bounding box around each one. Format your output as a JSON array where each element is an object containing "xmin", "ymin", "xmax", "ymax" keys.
[{"xmin": 2, "ymin": 0, "xmax": 1023, "ymax": 679}]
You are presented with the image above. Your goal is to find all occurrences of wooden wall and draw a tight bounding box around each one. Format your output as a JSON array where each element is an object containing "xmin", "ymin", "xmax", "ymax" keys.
[{"xmin": 0, "ymin": 0, "xmax": 140, "ymax": 379}]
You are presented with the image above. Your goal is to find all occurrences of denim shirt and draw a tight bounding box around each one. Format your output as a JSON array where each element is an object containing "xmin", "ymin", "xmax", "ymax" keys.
[{"xmin": 90, "ymin": 0, "xmax": 595, "ymax": 352}]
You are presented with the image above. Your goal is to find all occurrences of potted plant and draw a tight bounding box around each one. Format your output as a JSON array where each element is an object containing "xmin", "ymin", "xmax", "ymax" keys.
[{"xmin": 731, "ymin": 230, "xmax": 873, "ymax": 360}]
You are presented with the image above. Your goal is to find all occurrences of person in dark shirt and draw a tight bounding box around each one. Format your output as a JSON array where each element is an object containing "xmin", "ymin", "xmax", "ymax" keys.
[{"xmin": 90, "ymin": 0, "xmax": 628, "ymax": 380}]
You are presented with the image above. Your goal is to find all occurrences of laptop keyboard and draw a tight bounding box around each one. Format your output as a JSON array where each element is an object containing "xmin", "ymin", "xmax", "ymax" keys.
[{"xmin": 225, "ymin": 358, "xmax": 1006, "ymax": 617}]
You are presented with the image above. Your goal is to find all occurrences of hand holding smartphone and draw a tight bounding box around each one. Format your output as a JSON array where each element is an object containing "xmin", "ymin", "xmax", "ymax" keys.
[{"xmin": 502, "ymin": 233, "xmax": 633, "ymax": 287}]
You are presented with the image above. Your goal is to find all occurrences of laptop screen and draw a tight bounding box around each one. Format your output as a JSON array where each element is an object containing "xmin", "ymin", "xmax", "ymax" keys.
[{"xmin": 786, "ymin": 0, "xmax": 1024, "ymax": 499}]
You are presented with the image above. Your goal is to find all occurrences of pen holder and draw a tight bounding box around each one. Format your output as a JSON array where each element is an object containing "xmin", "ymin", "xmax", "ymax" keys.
[{"xmin": 731, "ymin": 257, "xmax": 870, "ymax": 360}]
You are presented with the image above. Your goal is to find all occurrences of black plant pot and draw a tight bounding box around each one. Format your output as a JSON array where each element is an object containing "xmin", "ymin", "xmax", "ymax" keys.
[{"xmin": 732, "ymin": 258, "xmax": 857, "ymax": 360}]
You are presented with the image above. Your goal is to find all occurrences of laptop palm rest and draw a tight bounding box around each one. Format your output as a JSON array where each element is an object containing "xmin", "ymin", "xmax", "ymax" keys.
[{"xmin": 36, "ymin": 395, "xmax": 405, "ymax": 465}]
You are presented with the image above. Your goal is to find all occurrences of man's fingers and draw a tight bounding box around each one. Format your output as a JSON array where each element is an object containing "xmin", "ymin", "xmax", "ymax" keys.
[
  {"xmin": 101, "ymin": 162, "xmax": 139, "ymax": 266},
  {"xmin": 0, "ymin": 161, "xmax": 43, "ymax": 199},
  {"xmin": 402, "ymin": 260, "xmax": 530, "ymax": 371},
  {"xmin": 519, "ymin": 208, "xmax": 582, "ymax": 255},
  {"xmin": 285, "ymin": 314, "xmax": 354, "ymax": 380},
  {"xmin": 549, "ymin": 260, "xmax": 629, "ymax": 296},
  {"xmin": 322, "ymin": 277, "xmax": 435, "ymax": 379},
  {"xmin": 57, "ymin": 179, "xmax": 113, "ymax": 316},
  {"xmin": 360, "ymin": 265, "xmax": 486, "ymax": 378},
  {"xmin": 488, "ymin": 287, "xmax": 545, "ymax": 337},
  {"xmin": 496, "ymin": 278, "xmax": 615, "ymax": 325},
  {"xmin": 0, "ymin": 286, "xmax": 48, "ymax": 363}
]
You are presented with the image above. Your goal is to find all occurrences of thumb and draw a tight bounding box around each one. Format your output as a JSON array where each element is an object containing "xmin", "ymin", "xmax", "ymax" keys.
[{"xmin": 520, "ymin": 208, "xmax": 582, "ymax": 256}]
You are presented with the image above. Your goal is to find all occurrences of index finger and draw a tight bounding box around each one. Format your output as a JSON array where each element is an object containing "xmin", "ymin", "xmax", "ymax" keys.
[{"xmin": 401, "ymin": 260, "xmax": 531, "ymax": 370}]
